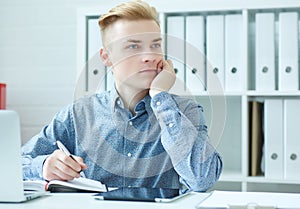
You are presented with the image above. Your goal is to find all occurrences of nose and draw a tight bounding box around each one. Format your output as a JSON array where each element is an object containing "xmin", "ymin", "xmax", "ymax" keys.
[{"xmin": 141, "ymin": 52, "xmax": 160, "ymax": 64}]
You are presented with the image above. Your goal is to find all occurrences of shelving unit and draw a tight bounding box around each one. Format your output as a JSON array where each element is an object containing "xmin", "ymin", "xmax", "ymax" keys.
[{"xmin": 77, "ymin": 0, "xmax": 300, "ymax": 192}]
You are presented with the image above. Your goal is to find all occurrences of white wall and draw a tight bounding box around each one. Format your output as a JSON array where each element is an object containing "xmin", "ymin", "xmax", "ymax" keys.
[
  {"xmin": 0, "ymin": 0, "xmax": 238, "ymax": 144},
  {"xmin": 0, "ymin": 0, "xmax": 111, "ymax": 144}
]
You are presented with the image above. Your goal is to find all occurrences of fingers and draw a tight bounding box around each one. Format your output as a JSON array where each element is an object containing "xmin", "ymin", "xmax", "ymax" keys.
[
  {"xmin": 42, "ymin": 150, "xmax": 87, "ymax": 181},
  {"xmin": 150, "ymin": 59, "xmax": 176, "ymax": 97},
  {"xmin": 72, "ymin": 155, "xmax": 88, "ymax": 170},
  {"xmin": 166, "ymin": 59, "xmax": 174, "ymax": 71},
  {"xmin": 156, "ymin": 59, "xmax": 174, "ymax": 74},
  {"xmin": 157, "ymin": 59, "xmax": 164, "ymax": 73}
]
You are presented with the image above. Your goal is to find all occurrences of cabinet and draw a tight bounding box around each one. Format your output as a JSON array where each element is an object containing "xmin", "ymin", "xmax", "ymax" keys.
[{"xmin": 76, "ymin": 1, "xmax": 300, "ymax": 192}]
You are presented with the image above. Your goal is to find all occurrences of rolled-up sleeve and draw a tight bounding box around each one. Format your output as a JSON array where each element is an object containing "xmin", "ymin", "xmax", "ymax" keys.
[
  {"xmin": 151, "ymin": 91, "xmax": 223, "ymax": 192},
  {"xmin": 21, "ymin": 105, "xmax": 75, "ymax": 180}
]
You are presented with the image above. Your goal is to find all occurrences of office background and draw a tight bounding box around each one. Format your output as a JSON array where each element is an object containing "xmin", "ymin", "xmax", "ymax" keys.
[
  {"xmin": 1, "ymin": 0, "xmax": 300, "ymax": 193},
  {"xmin": 0, "ymin": 0, "xmax": 136, "ymax": 143},
  {"xmin": 0, "ymin": 0, "xmax": 194, "ymax": 144}
]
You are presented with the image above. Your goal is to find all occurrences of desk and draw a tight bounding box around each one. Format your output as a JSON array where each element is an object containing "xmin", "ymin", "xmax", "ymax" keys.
[
  {"xmin": 2, "ymin": 191, "xmax": 300, "ymax": 209},
  {"xmin": 0, "ymin": 192, "xmax": 209, "ymax": 209}
]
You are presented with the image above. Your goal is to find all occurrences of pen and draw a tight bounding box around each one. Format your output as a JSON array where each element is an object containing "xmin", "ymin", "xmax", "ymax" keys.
[{"xmin": 56, "ymin": 140, "xmax": 86, "ymax": 178}]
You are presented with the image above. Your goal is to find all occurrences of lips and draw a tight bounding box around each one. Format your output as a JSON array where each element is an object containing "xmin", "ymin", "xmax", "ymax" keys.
[{"xmin": 139, "ymin": 68, "xmax": 157, "ymax": 73}]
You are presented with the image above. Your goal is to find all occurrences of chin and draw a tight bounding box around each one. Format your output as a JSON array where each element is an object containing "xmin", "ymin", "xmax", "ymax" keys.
[
  {"xmin": 130, "ymin": 78, "xmax": 154, "ymax": 91},
  {"xmin": 136, "ymin": 84, "xmax": 151, "ymax": 91}
]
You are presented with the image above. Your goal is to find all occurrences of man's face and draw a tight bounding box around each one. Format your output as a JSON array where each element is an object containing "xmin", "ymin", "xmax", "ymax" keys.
[{"xmin": 104, "ymin": 19, "xmax": 163, "ymax": 92}]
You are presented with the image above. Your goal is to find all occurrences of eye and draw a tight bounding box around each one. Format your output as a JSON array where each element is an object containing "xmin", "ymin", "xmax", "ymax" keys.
[
  {"xmin": 127, "ymin": 44, "xmax": 139, "ymax": 49},
  {"xmin": 151, "ymin": 43, "xmax": 161, "ymax": 48}
]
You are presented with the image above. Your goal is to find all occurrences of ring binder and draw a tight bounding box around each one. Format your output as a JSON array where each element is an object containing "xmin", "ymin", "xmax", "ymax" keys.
[{"xmin": 255, "ymin": 13, "xmax": 275, "ymax": 91}]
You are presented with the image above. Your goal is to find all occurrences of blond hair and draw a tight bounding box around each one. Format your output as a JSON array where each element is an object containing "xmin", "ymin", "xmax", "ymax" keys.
[{"xmin": 98, "ymin": 0, "xmax": 159, "ymax": 46}]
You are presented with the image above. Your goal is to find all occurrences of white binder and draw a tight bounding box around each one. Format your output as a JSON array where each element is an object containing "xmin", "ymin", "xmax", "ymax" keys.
[
  {"xmin": 167, "ymin": 16, "xmax": 185, "ymax": 95},
  {"xmin": 264, "ymin": 99, "xmax": 284, "ymax": 179},
  {"xmin": 87, "ymin": 19, "xmax": 106, "ymax": 94},
  {"xmin": 185, "ymin": 15, "xmax": 205, "ymax": 94},
  {"xmin": 283, "ymin": 99, "xmax": 300, "ymax": 180},
  {"xmin": 278, "ymin": 12, "xmax": 299, "ymax": 91},
  {"xmin": 206, "ymin": 15, "xmax": 225, "ymax": 92},
  {"xmin": 225, "ymin": 14, "xmax": 244, "ymax": 92},
  {"xmin": 255, "ymin": 13, "xmax": 275, "ymax": 91},
  {"xmin": 105, "ymin": 67, "xmax": 115, "ymax": 91}
]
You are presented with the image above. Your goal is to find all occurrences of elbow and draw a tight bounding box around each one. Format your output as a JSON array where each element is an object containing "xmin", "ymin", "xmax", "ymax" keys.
[{"xmin": 190, "ymin": 154, "xmax": 223, "ymax": 192}]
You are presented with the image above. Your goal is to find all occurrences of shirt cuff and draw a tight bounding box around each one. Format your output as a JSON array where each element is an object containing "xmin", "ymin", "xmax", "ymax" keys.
[
  {"xmin": 151, "ymin": 91, "xmax": 178, "ymax": 111},
  {"xmin": 31, "ymin": 155, "xmax": 49, "ymax": 180},
  {"xmin": 151, "ymin": 91, "xmax": 182, "ymax": 139}
]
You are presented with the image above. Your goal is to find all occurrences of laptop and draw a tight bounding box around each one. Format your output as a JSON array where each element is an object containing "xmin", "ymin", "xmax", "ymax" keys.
[{"xmin": 0, "ymin": 110, "xmax": 47, "ymax": 202}]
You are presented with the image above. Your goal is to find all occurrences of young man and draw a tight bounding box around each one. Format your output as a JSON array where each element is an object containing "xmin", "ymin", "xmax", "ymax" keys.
[{"xmin": 22, "ymin": 0, "xmax": 222, "ymax": 192}]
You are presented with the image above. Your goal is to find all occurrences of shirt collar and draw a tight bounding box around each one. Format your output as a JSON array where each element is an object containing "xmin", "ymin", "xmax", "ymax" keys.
[
  {"xmin": 110, "ymin": 87, "xmax": 151, "ymax": 114},
  {"xmin": 110, "ymin": 87, "xmax": 123, "ymax": 111},
  {"xmin": 134, "ymin": 94, "xmax": 151, "ymax": 113}
]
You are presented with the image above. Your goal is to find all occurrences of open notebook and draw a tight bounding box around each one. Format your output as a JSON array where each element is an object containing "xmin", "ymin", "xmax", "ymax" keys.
[
  {"xmin": 0, "ymin": 110, "xmax": 47, "ymax": 202},
  {"xmin": 24, "ymin": 177, "xmax": 107, "ymax": 193}
]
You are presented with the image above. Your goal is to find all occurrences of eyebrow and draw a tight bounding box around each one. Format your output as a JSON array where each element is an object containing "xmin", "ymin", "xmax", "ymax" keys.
[
  {"xmin": 125, "ymin": 37, "xmax": 162, "ymax": 43},
  {"xmin": 152, "ymin": 38, "xmax": 162, "ymax": 42}
]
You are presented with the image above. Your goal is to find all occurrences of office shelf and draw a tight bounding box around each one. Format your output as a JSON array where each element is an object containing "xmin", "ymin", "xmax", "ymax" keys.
[{"xmin": 77, "ymin": 0, "xmax": 300, "ymax": 192}]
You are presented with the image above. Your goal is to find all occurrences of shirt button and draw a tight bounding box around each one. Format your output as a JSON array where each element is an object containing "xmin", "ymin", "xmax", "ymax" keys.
[
  {"xmin": 127, "ymin": 153, "xmax": 132, "ymax": 157},
  {"xmin": 168, "ymin": 123, "xmax": 174, "ymax": 128},
  {"xmin": 129, "ymin": 121, "xmax": 133, "ymax": 126},
  {"xmin": 156, "ymin": 101, "xmax": 161, "ymax": 106},
  {"xmin": 117, "ymin": 100, "xmax": 121, "ymax": 105}
]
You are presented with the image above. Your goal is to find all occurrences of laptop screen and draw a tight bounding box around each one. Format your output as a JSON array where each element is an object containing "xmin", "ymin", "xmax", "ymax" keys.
[{"xmin": 0, "ymin": 110, "xmax": 27, "ymax": 202}]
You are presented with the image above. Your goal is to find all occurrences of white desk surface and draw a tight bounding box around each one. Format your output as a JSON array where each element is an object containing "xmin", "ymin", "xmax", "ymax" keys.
[
  {"xmin": 2, "ymin": 190, "xmax": 300, "ymax": 209},
  {"xmin": 0, "ymin": 192, "xmax": 209, "ymax": 209}
]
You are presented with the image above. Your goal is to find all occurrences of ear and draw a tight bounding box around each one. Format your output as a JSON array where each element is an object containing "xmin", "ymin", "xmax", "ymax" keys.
[{"xmin": 99, "ymin": 47, "xmax": 112, "ymax": 67}]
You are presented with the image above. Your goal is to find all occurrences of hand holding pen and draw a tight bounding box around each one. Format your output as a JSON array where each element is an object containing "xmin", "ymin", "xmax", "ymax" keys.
[
  {"xmin": 56, "ymin": 140, "xmax": 86, "ymax": 178},
  {"xmin": 42, "ymin": 140, "xmax": 87, "ymax": 181}
]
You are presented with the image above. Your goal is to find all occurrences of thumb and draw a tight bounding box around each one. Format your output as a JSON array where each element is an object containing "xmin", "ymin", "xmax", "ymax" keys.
[{"xmin": 73, "ymin": 156, "xmax": 87, "ymax": 170}]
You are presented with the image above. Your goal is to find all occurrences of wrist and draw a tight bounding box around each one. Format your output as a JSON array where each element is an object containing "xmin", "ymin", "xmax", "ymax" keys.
[{"xmin": 149, "ymin": 89, "xmax": 161, "ymax": 98}]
